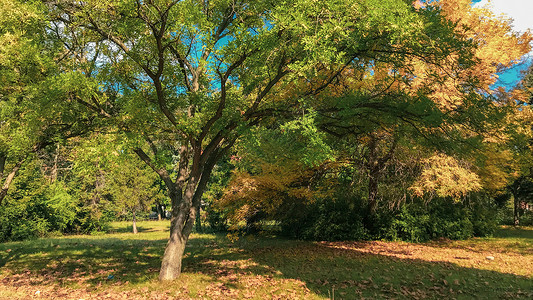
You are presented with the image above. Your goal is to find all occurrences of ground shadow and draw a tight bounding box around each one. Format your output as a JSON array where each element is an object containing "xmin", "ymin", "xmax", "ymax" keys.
[
  {"xmin": 494, "ymin": 226, "xmax": 533, "ymax": 240},
  {"xmin": 0, "ymin": 232, "xmax": 532, "ymax": 299},
  {"xmin": 0, "ymin": 235, "xmax": 235, "ymax": 287},
  {"xmin": 232, "ymin": 239, "xmax": 533, "ymax": 299}
]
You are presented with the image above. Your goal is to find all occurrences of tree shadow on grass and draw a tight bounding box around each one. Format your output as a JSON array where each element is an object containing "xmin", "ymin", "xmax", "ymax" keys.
[
  {"xmin": 0, "ymin": 236, "xmax": 241, "ymax": 286},
  {"xmin": 230, "ymin": 238, "xmax": 533, "ymax": 299},
  {"xmin": 1, "ymin": 235, "xmax": 532, "ymax": 299},
  {"xmin": 494, "ymin": 226, "xmax": 533, "ymax": 240},
  {"xmin": 0, "ymin": 237, "xmax": 167, "ymax": 287},
  {"xmin": 106, "ymin": 226, "xmax": 153, "ymax": 234}
]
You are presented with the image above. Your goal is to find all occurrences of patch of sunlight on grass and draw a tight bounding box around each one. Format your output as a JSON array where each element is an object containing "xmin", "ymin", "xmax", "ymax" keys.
[{"xmin": 0, "ymin": 224, "xmax": 531, "ymax": 299}]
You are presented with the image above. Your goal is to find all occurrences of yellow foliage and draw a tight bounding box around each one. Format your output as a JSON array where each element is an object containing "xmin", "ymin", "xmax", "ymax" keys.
[
  {"xmin": 409, "ymin": 0, "xmax": 532, "ymax": 111},
  {"xmin": 410, "ymin": 154, "xmax": 482, "ymax": 199},
  {"xmin": 217, "ymin": 162, "xmax": 322, "ymax": 231},
  {"xmin": 476, "ymin": 147, "xmax": 517, "ymax": 192}
]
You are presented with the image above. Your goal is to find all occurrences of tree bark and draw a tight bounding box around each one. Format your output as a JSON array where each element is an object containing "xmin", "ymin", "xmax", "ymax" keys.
[
  {"xmin": 513, "ymin": 195, "xmax": 520, "ymax": 226},
  {"xmin": 132, "ymin": 210, "xmax": 138, "ymax": 234},
  {"xmin": 159, "ymin": 183, "xmax": 198, "ymax": 281},
  {"xmin": 365, "ymin": 134, "xmax": 397, "ymax": 215},
  {"xmin": 368, "ymin": 173, "xmax": 379, "ymax": 214},
  {"xmin": 159, "ymin": 218, "xmax": 188, "ymax": 280},
  {"xmin": 0, "ymin": 158, "xmax": 25, "ymax": 206},
  {"xmin": 366, "ymin": 135, "xmax": 380, "ymax": 215},
  {"xmin": 157, "ymin": 203, "xmax": 162, "ymax": 221},
  {"xmin": 195, "ymin": 205, "xmax": 202, "ymax": 233},
  {"xmin": 159, "ymin": 166, "xmax": 199, "ymax": 281},
  {"xmin": 157, "ymin": 146, "xmax": 222, "ymax": 281}
]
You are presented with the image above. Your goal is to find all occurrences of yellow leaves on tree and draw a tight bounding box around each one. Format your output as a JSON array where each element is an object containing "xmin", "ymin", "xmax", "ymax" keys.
[
  {"xmin": 410, "ymin": 154, "xmax": 482, "ymax": 199},
  {"xmin": 442, "ymin": 0, "xmax": 531, "ymax": 79},
  {"xmin": 410, "ymin": 0, "xmax": 532, "ymax": 111},
  {"xmin": 216, "ymin": 162, "xmax": 322, "ymax": 232},
  {"xmin": 476, "ymin": 147, "xmax": 517, "ymax": 193},
  {"xmin": 477, "ymin": 87, "xmax": 533, "ymax": 193}
]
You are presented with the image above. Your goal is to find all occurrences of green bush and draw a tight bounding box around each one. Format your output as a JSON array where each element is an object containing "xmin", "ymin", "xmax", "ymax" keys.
[
  {"xmin": 276, "ymin": 192, "xmax": 498, "ymax": 243},
  {"xmin": 204, "ymin": 205, "xmax": 229, "ymax": 232},
  {"xmin": 373, "ymin": 195, "xmax": 499, "ymax": 242},
  {"xmin": 0, "ymin": 164, "xmax": 113, "ymax": 241},
  {"xmin": 375, "ymin": 205, "xmax": 431, "ymax": 242},
  {"xmin": 279, "ymin": 196, "xmax": 368, "ymax": 241},
  {"xmin": 0, "ymin": 190, "xmax": 52, "ymax": 242}
]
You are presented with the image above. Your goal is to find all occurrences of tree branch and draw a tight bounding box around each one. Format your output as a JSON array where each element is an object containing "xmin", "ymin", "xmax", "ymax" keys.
[
  {"xmin": 133, "ymin": 147, "xmax": 174, "ymax": 190},
  {"xmin": 0, "ymin": 158, "xmax": 25, "ymax": 206}
]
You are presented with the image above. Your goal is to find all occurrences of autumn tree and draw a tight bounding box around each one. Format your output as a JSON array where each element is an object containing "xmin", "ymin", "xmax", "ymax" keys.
[
  {"xmin": 503, "ymin": 63, "xmax": 533, "ymax": 225},
  {"xmin": 218, "ymin": 0, "xmax": 533, "ymax": 224},
  {"xmin": 45, "ymin": 0, "xmax": 486, "ymax": 280}
]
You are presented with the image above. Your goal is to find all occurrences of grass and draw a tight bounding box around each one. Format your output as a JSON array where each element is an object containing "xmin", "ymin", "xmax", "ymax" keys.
[{"xmin": 0, "ymin": 222, "xmax": 532, "ymax": 299}]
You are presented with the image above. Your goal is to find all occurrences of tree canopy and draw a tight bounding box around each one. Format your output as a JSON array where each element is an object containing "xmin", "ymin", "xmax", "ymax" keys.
[{"xmin": 0, "ymin": 0, "xmax": 531, "ymax": 281}]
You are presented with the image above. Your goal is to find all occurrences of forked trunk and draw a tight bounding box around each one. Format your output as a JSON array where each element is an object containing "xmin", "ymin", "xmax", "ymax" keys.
[
  {"xmin": 159, "ymin": 175, "xmax": 201, "ymax": 281},
  {"xmin": 158, "ymin": 155, "xmax": 217, "ymax": 281}
]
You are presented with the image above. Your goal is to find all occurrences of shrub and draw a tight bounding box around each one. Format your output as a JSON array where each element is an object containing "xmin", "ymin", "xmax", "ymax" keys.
[
  {"xmin": 280, "ymin": 196, "xmax": 368, "ymax": 241},
  {"xmin": 0, "ymin": 190, "xmax": 52, "ymax": 242}
]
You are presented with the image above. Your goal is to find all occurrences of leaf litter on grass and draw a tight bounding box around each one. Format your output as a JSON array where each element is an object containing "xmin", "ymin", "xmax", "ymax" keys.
[{"xmin": 0, "ymin": 222, "xmax": 532, "ymax": 299}]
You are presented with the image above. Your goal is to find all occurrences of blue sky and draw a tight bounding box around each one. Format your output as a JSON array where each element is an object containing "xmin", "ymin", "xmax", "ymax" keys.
[{"xmin": 472, "ymin": 0, "xmax": 533, "ymax": 89}]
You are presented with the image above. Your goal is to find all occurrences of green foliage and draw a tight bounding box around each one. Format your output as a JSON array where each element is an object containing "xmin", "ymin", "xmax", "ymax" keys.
[
  {"xmin": 203, "ymin": 159, "xmax": 234, "ymax": 232},
  {"xmin": 281, "ymin": 196, "xmax": 368, "ymax": 241},
  {"xmin": 372, "ymin": 196, "xmax": 498, "ymax": 242},
  {"xmin": 0, "ymin": 162, "xmax": 77, "ymax": 241},
  {"xmin": 238, "ymin": 113, "xmax": 334, "ymax": 169},
  {"xmin": 0, "ymin": 132, "xmax": 171, "ymax": 241}
]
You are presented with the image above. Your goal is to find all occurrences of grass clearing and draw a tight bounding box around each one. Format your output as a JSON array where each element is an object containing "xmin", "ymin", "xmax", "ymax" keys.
[{"xmin": 0, "ymin": 221, "xmax": 531, "ymax": 299}]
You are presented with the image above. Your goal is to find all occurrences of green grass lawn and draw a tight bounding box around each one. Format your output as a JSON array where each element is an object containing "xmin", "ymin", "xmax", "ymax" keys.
[{"xmin": 0, "ymin": 221, "xmax": 531, "ymax": 299}]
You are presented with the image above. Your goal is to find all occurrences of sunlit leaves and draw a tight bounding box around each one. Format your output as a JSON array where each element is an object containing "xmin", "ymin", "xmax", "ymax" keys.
[{"xmin": 410, "ymin": 154, "xmax": 482, "ymax": 199}]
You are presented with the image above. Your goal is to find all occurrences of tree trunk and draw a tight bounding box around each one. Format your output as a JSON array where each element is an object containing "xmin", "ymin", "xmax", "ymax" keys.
[
  {"xmin": 132, "ymin": 210, "xmax": 138, "ymax": 234},
  {"xmin": 156, "ymin": 203, "xmax": 162, "ymax": 221},
  {"xmin": 366, "ymin": 135, "xmax": 379, "ymax": 215},
  {"xmin": 195, "ymin": 205, "xmax": 202, "ymax": 233},
  {"xmin": 365, "ymin": 134, "xmax": 396, "ymax": 215},
  {"xmin": 158, "ymin": 151, "xmax": 220, "ymax": 281},
  {"xmin": 0, "ymin": 158, "xmax": 25, "ymax": 206},
  {"xmin": 158, "ymin": 165, "xmax": 201, "ymax": 280},
  {"xmin": 368, "ymin": 174, "xmax": 379, "ymax": 214},
  {"xmin": 513, "ymin": 195, "xmax": 520, "ymax": 226},
  {"xmin": 159, "ymin": 211, "xmax": 189, "ymax": 280}
]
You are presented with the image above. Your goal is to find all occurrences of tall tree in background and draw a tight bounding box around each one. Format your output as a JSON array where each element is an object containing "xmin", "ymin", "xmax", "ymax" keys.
[
  {"xmin": 505, "ymin": 62, "xmax": 533, "ymax": 225},
  {"xmin": 109, "ymin": 150, "xmax": 161, "ymax": 234},
  {"xmin": 47, "ymin": 0, "xmax": 477, "ymax": 280},
  {"xmin": 0, "ymin": 0, "xmax": 95, "ymax": 204}
]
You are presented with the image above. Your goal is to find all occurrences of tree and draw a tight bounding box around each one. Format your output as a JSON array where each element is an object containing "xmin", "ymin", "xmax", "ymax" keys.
[
  {"xmin": 48, "ymin": 0, "xmax": 482, "ymax": 280},
  {"xmin": 0, "ymin": 0, "xmax": 98, "ymax": 205},
  {"xmin": 0, "ymin": 0, "xmax": 48, "ymax": 203},
  {"xmin": 504, "ymin": 63, "xmax": 533, "ymax": 225},
  {"xmin": 109, "ymin": 151, "xmax": 161, "ymax": 234}
]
